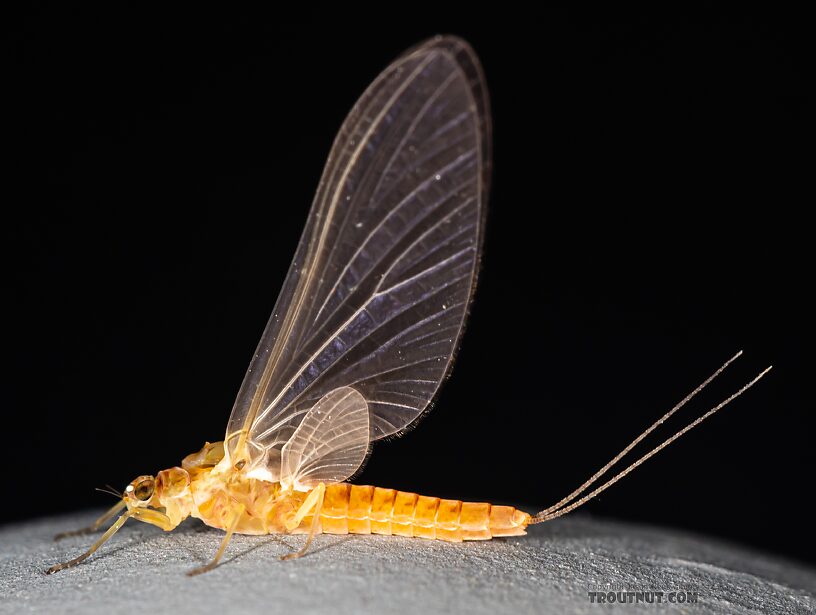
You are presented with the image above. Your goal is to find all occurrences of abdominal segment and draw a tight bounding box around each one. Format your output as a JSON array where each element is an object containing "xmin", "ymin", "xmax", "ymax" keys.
[{"xmin": 295, "ymin": 484, "xmax": 531, "ymax": 542}]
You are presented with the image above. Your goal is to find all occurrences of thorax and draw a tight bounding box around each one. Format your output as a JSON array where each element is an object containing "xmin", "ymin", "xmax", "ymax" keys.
[{"xmin": 185, "ymin": 461, "xmax": 308, "ymax": 535}]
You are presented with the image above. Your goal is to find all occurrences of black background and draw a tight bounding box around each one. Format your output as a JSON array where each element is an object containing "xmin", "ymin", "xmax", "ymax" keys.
[{"xmin": 7, "ymin": 6, "xmax": 814, "ymax": 565}]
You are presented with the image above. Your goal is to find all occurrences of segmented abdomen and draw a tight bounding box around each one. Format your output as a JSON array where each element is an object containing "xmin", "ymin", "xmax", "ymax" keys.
[{"xmin": 302, "ymin": 484, "xmax": 530, "ymax": 542}]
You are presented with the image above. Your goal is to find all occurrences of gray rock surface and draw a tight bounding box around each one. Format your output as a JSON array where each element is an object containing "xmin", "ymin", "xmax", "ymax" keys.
[{"xmin": 1, "ymin": 509, "xmax": 814, "ymax": 614}]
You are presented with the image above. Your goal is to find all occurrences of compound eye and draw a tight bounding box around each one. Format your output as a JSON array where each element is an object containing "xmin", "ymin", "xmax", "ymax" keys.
[{"xmin": 133, "ymin": 477, "xmax": 155, "ymax": 501}]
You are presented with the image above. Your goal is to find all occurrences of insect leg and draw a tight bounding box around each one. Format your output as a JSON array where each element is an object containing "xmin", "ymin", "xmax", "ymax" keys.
[
  {"xmin": 46, "ymin": 510, "xmax": 133, "ymax": 574},
  {"xmin": 129, "ymin": 507, "xmax": 176, "ymax": 531},
  {"xmin": 186, "ymin": 502, "xmax": 246, "ymax": 576},
  {"xmin": 282, "ymin": 482, "xmax": 325, "ymax": 561},
  {"xmin": 54, "ymin": 500, "xmax": 126, "ymax": 541},
  {"xmin": 47, "ymin": 507, "xmax": 178, "ymax": 574}
]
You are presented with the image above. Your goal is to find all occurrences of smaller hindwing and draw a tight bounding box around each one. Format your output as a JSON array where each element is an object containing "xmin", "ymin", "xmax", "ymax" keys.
[{"xmin": 279, "ymin": 387, "xmax": 370, "ymax": 491}]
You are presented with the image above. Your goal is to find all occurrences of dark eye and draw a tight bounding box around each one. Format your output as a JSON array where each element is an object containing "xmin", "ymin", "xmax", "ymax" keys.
[{"xmin": 133, "ymin": 478, "xmax": 154, "ymax": 501}]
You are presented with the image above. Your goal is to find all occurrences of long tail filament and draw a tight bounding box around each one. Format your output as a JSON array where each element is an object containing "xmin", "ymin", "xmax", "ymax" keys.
[{"xmin": 530, "ymin": 352, "xmax": 771, "ymax": 524}]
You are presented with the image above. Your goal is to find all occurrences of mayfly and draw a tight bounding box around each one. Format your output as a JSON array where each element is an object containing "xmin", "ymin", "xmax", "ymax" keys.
[{"xmin": 47, "ymin": 36, "xmax": 771, "ymax": 576}]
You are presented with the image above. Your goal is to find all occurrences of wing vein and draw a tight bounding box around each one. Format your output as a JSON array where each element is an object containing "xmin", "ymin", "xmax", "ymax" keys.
[
  {"xmin": 310, "ymin": 69, "xmax": 461, "ymax": 326},
  {"xmin": 254, "ymin": 251, "xmax": 472, "ymax": 427}
]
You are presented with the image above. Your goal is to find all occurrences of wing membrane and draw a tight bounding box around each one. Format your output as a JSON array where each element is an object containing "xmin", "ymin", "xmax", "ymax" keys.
[
  {"xmin": 279, "ymin": 387, "xmax": 370, "ymax": 490},
  {"xmin": 225, "ymin": 36, "xmax": 491, "ymax": 473}
]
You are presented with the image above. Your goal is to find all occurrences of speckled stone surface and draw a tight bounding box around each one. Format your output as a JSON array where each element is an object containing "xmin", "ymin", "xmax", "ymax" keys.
[{"xmin": 1, "ymin": 510, "xmax": 814, "ymax": 614}]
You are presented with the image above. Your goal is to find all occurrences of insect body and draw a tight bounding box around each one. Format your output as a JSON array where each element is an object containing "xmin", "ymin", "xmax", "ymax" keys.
[
  {"xmin": 47, "ymin": 36, "xmax": 770, "ymax": 576},
  {"xmin": 138, "ymin": 440, "xmax": 530, "ymax": 540}
]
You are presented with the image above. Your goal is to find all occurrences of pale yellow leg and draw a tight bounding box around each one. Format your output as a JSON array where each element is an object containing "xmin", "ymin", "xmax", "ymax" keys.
[
  {"xmin": 282, "ymin": 483, "xmax": 325, "ymax": 561},
  {"xmin": 187, "ymin": 503, "xmax": 246, "ymax": 576},
  {"xmin": 54, "ymin": 500, "xmax": 127, "ymax": 541},
  {"xmin": 47, "ymin": 507, "xmax": 176, "ymax": 574},
  {"xmin": 47, "ymin": 510, "xmax": 132, "ymax": 574},
  {"xmin": 129, "ymin": 508, "xmax": 176, "ymax": 531}
]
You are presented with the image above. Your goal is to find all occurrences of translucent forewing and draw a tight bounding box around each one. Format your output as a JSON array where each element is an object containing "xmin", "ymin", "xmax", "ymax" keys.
[{"xmin": 225, "ymin": 36, "xmax": 491, "ymax": 478}]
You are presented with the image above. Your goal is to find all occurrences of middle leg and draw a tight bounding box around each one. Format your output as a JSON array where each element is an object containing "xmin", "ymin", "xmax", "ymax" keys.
[
  {"xmin": 187, "ymin": 503, "xmax": 246, "ymax": 576},
  {"xmin": 282, "ymin": 482, "xmax": 326, "ymax": 560}
]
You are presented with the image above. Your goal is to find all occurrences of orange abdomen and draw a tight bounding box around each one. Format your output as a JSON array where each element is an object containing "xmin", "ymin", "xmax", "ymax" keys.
[{"xmin": 301, "ymin": 484, "xmax": 530, "ymax": 542}]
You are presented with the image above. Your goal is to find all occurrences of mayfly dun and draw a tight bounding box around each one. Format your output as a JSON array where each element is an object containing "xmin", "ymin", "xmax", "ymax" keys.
[{"xmin": 47, "ymin": 36, "xmax": 771, "ymax": 576}]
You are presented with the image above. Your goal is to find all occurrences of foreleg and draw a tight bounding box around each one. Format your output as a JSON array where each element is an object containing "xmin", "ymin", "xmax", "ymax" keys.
[
  {"xmin": 54, "ymin": 500, "xmax": 126, "ymax": 541},
  {"xmin": 47, "ymin": 508, "xmax": 175, "ymax": 574}
]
